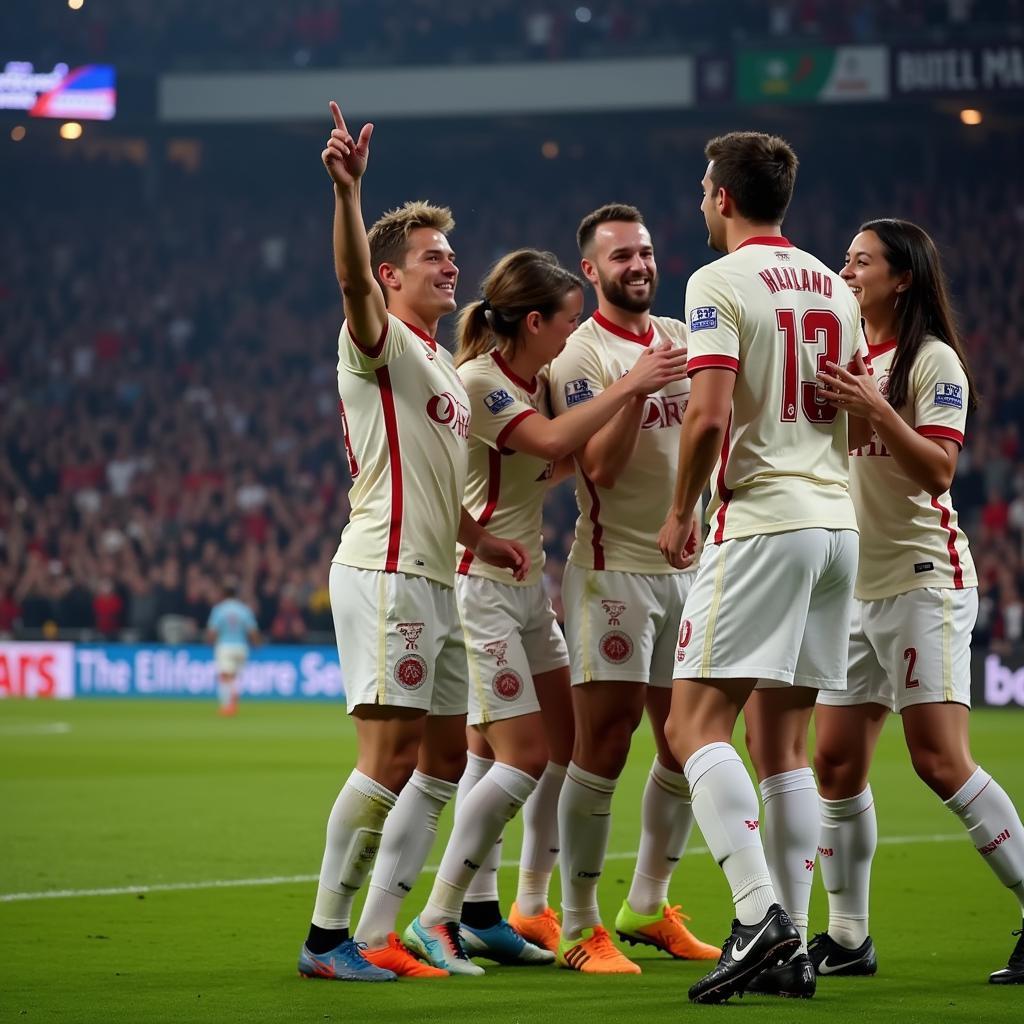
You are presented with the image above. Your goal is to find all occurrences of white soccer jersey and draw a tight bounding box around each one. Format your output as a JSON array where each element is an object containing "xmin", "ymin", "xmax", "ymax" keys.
[
  {"xmin": 548, "ymin": 311, "xmax": 697, "ymax": 574},
  {"xmin": 684, "ymin": 236, "xmax": 863, "ymax": 543},
  {"xmin": 456, "ymin": 350, "xmax": 553, "ymax": 586},
  {"xmin": 333, "ymin": 314, "xmax": 469, "ymax": 588},
  {"xmin": 850, "ymin": 336, "xmax": 977, "ymax": 600}
]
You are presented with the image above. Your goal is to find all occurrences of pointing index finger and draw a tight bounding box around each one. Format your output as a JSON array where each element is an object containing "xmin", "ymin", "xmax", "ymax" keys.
[{"xmin": 329, "ymin": 100, "xmax": 347, "ymax": 133}]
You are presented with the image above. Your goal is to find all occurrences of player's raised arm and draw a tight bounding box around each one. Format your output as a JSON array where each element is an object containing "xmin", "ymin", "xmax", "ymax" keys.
[{"xmin": 321, "ymin": 100, "xmax": 387, "ymax": 347}]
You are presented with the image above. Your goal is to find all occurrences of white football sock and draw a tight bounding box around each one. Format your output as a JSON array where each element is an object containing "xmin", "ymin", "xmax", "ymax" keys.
[
  {"xmin": 311, "ymin": 770, "xmax": 397, "ymax": 929},
  {"xmin": 354, "ymin": 770, "xmax": 457, "ymax": 947},
  {"xmin": 819, "ymin": 786, "xmax": 876, "ymax": 949},
  {"xmin": 684, "ymin": 742, "xmax": 776, "ymax": 926},
  {"xmin": 516, "ymin": 761, "xmax": 566, "ymax": 915},
  {"xmin": 759, "ymin": 767, "xmax": 819, "ymax": 950},
  {"xmin": 945, "ymin": 767, "xmax": 1024, "ymax": 912},
  {"xmin": 217, "ymin": 679, "xmax": 232, "ymax": 708},
  {"xmin": 558, "ymin": 762, "xmax": 617, "ymax": 939},
  {"xmin": 628, "ymin": 758, "xmax": 693, "ymax": 915},
  {"xmin": 421, "ymin": 763, "xmax": 537, "ymax": 926},
  {"xmin": 456, "ymin": 753, "xmax": 502, "ymax": 904}
]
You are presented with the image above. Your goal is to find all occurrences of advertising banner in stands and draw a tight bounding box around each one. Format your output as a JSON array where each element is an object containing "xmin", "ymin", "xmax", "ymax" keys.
[
  {"xmin": 975, "ymin": 649, "xmax": 1024, "ymax": 709},
  {"xmin": 737, "ymin": 46, "xmax": 888, "ymax": 103},
  {"xmin": 0, "ymin": 642, "xmax": 75, "ymax": 699},
  {"xmin": 0, "ymin": 643, "xmax": 343, "ymax": 701},
  {"xmin": 893, "ymin": 44, "xmax": 1024, "ymax": 95},
  {"xmin": 0, "ymin": 61, "xmax": 117, "ymax": 119}
]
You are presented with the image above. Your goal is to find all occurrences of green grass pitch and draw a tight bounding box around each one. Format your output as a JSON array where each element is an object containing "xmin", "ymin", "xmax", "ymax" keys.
[{"xmin": 1, "ymin": 699, "xmax": 1022, "ymax": 1023}]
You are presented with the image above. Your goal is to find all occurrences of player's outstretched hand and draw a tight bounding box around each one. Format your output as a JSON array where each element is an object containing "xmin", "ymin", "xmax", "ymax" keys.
[
  {"xmin": 624, "ymin": 342, "xmax": 689, "ymax": 396},
  {"xmin": 658, "ymin": 511, "xmax": 699, "ymax": 571},
  {"xmin": 322, "ymin": 100, "xmax": 373, "ymax": 189},
  {"xmin": 474, "ymin": 533, "xmax": 531, "ymax": 582},
  {"xmin": 816, "ymin": 360, "xmax": 885, "ymax": 420}
]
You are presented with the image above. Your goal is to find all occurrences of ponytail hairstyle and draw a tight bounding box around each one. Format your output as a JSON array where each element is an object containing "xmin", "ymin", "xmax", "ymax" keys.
[
  {"xmin": 455, "ymin": 249, "xmax": 583, "ymax": 367},
  {"xmin": 860, "ymin": 218, "xmax": 978, "ymax": 413}
]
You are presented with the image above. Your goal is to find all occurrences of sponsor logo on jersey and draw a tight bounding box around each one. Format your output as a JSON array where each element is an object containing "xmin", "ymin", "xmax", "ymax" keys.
[
  {"xmin": 599, "ymin": 630, "xmax": 634, "ymax": 664},
  {"xmin": 426, "ymin": 391, "xmax": 471, "ymax": 439},
  {"xmin": 775, "ymin": 251, "xmax": 791, "ymax": 261},
  {"xmin": 934, "ymin": 382, "xmax": 963, "ymax": 408},
  {"xmin": 396, "ymin": 622, "xmax": 424, "ymax": 650},
  {"xmin": 914, "ymin": 561, "xmax": 934, "ymax": 574},
  {"xmin": 482, "ymin": 640, "xmax": 509, "ymax": 667},
  {"xmin": 641, "ymin": 390, "xmax": 689, "ymax": 430},
  {"xmin": 689, "ymin": 306, "xmax": 718, "ymax": 332},
  {"xmin": 601, "ymin": 600, "xmax": 627, "ymax": 626},
  {"xmin": 394, "ymin": 653, "xmax": 427, "ymax": 690},
  {"xmin": 484, "ymin": 388, "xmax": 515, "ymax": 415},
  {"xmin": 492, "ymin": 669, "xmax": 523, "ymax": 702},
  {"xmin": 877, "ymin": 373, "xmax": 890, "ymax": 397},
  {"xmin": 564, "ymin": 378, "xmax": 594, "ymax": 406}
]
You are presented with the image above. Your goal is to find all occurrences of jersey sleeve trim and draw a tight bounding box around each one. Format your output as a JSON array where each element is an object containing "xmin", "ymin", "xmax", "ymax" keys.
[
  {"xmin": 688, "ymin": 354, "xmax": 740, "ymax": 375},
  {"xmin": 349, "ymin": 320, "xmax": 390, "ymax": 358},
  {"xmin": 495, "ymin": 408, "xmax": 539, "ymax": 451},
  {"xmin": 917, "ymin": 424, "xmax": 965, "ymax": 448}
]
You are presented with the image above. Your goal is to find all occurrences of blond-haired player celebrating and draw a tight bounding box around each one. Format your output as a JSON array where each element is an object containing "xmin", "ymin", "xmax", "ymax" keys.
[
  {"xmin": 297, "ymin": 102, "xmax": 529, "ymax": 982},
  {"xmin": 547, "ymin": 204, "xmax": 720, "ymax": 974},
  {"xmin": 811, "ymin": 218, "xmax": 1024, "ymax": 987},
  {"xmin": 659, "ymin": 132, "xmax": 863, "ymax": 1003},
  {"xmin": 401, "ymin": 249, "xmax": 689, "ymax": 973}
]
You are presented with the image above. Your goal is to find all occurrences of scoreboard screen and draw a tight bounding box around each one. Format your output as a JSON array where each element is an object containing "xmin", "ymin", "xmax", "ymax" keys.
[{"xmin": 0, "ymin": 61, "xmax": 116, "ymax": 120}]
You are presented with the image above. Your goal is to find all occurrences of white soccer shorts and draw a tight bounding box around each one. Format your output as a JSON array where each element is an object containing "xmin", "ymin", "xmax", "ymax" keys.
[
  {"xmin": 329, "ymin": 563, "xmax": 468, "ymax": 716},
  {"xmin": 214, "ymin": 643, "xmax": 248, "ymax": 676},
  {"xmin": 818, "ymin": 586, "xmax": 978, "ymax": 712},
  {"xmin": 456, "ymin": 575, "xmax": 569, "ymax": 726},
  {"xmin": 561, "ymin": 563, "xmax": 694, "ymax": 687},
  {"xmin": 672, "ymin": 528, "xmax": 858, "ymax": 690}
]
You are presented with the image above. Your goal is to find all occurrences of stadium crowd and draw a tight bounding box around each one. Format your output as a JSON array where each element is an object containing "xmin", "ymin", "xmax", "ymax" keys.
[
  {"xmin": 5, "ymin": 0, "xmax": 1018, "ymax": 72},
  {"xmin": 1, "ymin": 138, "xmax": 1022, "ymax": 648}
]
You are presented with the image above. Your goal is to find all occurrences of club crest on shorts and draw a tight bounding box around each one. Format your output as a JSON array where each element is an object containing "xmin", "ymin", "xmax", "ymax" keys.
[
  {"xmin": 599, "ymin": 630, "xmax": 634, "ymax": 664},
  {"xmin": 396, "ymin": 621, "xmax": 424, "ymax": 650},
  {"xmin": 482, "ymin": 639, "xmax": 509, "ymax": 667},
  {"xmin": 600, "ymin": 600, "xmax": 627, "ymax": 626},
  {"xmin": 675, "ymin": 619, "xmax": 693, "ymax": 662},
  {"xmin": 492, "ymin": 669, "xmax": 523, "ymax": 701},
  {"xmin": 394, "ymin": 653, "xmax": 427, "ymax": 690}
]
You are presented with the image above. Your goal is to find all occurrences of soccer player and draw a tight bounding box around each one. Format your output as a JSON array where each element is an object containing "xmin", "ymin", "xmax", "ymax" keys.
[
  {"xmin": 297, "ymin": 102, "xmax": 530, "ymax": 983},
  {"xmin": 403, "ymin": 249, "xmax": 689, "ymax": 973},
  {"xmin": 658, "ymin": 132, "xmax": 863, "ymax": 1003},
  {"xmin": 205, "ymin": 579, "xmax": 259, "ymax": 716},
  {"xmin": 546, "ymin": 204, "xmax": 721, "ymax": 974},
  {"xmin": 810, "ymin": 219, "xmax": 1024, "ymax": 986}
]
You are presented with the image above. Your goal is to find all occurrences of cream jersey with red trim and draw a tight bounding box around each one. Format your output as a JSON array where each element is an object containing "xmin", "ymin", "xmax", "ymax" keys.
[
  {"xmin": 851, "ymin": 336, "xmax": 976, "ymax": 600},
  {"xmin": 548, "ymin": 311, "xmax": 698, "ymax": 574},
  {"xmin": 456, "ymin": 350, "xmax": 551, "ymax": 586},
  {"xmin": 333, "ymin": 314, "xmax": 469, "ymax": 588},
  {"xmin": 684, "ymin": 236, "xmax": 863, "ymax": 543}
]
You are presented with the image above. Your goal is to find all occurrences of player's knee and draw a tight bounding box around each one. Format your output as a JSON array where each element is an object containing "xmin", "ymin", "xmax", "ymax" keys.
[{"xmin": 908, "ymin": 747, "xmax": 958, "ymax": 798}]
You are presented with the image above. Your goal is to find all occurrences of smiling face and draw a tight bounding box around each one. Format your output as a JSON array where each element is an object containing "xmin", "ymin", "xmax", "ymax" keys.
[
  {"xmin": 583, "ymin": 221, "xmax": 658, "ymax": 313},
  {"xmin": 841, "ymin": 229, "xmax": 910, "ymax": 320},
  {"xmin": 524, "ymin": 286, "xmax": 584, "ymax": 365},
  {"xmin": 382, "ymin": 226, "xmax": 458, "ymax": 321}
]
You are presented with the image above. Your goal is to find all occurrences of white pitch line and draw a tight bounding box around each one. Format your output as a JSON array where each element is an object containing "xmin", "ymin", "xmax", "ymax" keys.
[{"xmin": 0, "ymin": 833, "xmax": 963, "ymax": 905}]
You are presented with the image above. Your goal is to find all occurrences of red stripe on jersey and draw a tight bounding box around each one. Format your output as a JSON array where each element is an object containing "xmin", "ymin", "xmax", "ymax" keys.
[
  {"xmin": 400, "ymin": 319, "xmax": 438, "ymax": 351},
  {"xmin": 350, "ymin": 320, "xmax": 390, "ymax": 358},
  {"xmin": 593, "ymin": 310, "xmax": 655, "ymax": 347},
  {"xmin": 458, "ymin": 447, "xmax": 502, "ymax": 575},
  {"xmin": 865, "ymin": 338, "xmax": 897, "ymax": 362},
  {"xmin": 375, "ymin": 366, "xmax": 403, "ymax": 572},
  {"xmin": 713, "ymin": 413, "xmax": 734, "ymax": 545},
  {"xmin": 930, "ymin": 495, "xmax": 964, "ymax": 588},
  {"xmin": 736, "ymin": 235, "xmax": 793, "ymax": 249},
  {"xmin": 582, "ymin": 472, "xmax": 606, "ymax": 570},
  {"xmin": 495, "ymin": 408, "xmax": 538, "ymax": 451},
  {"xmin": 492, "ymin": 350, "xmax": 537, "ymax": 393},
  {"xmin": 918, "ymin": 424, "xmax": 965, "ymax": 448},
  {"xmin": 688, "ymin": 354, "xmax": 739, "ymax": 376}
]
